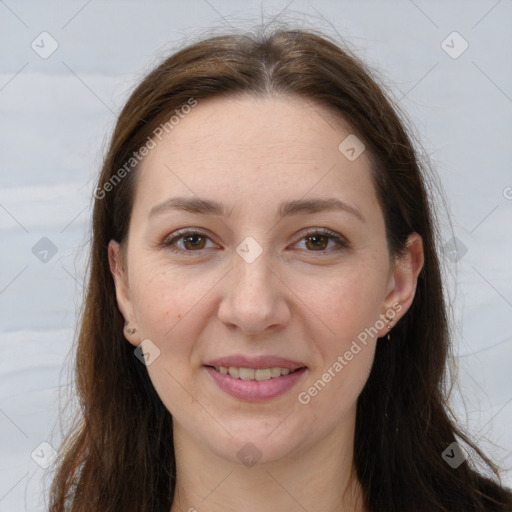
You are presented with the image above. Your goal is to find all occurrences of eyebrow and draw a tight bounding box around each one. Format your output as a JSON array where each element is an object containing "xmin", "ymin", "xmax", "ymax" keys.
[{"xmin": 148, "ymin": 196, "xmax": 366, "ymax": 223}]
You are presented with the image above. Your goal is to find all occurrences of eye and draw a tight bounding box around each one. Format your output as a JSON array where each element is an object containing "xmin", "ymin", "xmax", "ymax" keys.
[
  {"xmin": 293, "ymin": 228, "xmax": 349, "ymax": 252},
  {"xmin": 161, "ymin": 229, "xmax": 219, "ymax": 253},
  {"xmin": 161, "ymin": 227, "xmax": 349, "ymax": 255}
]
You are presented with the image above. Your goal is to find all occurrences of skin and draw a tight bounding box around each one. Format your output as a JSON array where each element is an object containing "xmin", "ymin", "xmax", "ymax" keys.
[{"xmin": 108, "ymin": 94, "xmax": 424, "ymax": 512}]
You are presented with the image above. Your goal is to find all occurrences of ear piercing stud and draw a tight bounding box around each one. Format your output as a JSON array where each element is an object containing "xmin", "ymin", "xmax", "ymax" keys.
[{"xmin": 385, "ymin": 317, "xmax": 393, "ymax": 341}]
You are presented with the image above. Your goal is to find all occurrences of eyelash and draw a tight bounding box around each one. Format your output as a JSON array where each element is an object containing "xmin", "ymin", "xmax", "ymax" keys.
[{"xmin": 160, "ymin": 227, "xmax": 349, "ymax": 255}]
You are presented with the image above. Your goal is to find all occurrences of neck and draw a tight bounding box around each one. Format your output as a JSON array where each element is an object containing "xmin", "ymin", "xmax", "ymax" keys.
[{"xmin": 169, "ymin": 407, "xmax": 366, "ymax": 512}]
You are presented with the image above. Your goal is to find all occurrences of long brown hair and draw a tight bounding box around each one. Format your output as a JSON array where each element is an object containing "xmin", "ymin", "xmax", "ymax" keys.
[{"xmin": 49, "ymin": 26, "xmax": 512, "ymax": 512}]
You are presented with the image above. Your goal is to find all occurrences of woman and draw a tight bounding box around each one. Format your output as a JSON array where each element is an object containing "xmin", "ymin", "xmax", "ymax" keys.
[{"xmin": 49, "ymin": 27, "xmax": 512, "ymax": 512}]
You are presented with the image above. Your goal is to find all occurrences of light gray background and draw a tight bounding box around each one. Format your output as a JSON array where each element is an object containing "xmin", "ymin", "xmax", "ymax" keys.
[{"xmin": 0, "ymin": 1, "xmax": 511, "ymax": 510}]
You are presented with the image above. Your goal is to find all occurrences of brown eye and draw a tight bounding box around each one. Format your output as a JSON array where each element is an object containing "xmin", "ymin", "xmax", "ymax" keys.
[
  {"xmin": 182, "ymin": 234, "xmax": 206, "ymax": 250},
  {"xmin": 162, "ymin": 230, "xmax": 218, "ymax": 253},
  {"xmin": 294, "ymin": 229, "xmax": 349, "ymax": 253},
  {"xmin": 305, "ymin": 234, "xmax": 329, "ymax": 251}
]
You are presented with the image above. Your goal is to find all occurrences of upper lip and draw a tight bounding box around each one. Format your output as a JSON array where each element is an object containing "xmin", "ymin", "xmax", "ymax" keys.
[{"xmin": 204, "ymin": 355, "xmax": 306, "ymax": 371}]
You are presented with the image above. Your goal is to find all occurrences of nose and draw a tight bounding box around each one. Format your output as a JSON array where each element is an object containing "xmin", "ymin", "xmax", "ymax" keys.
[{"xmin": 217, "ymin": 248, "xmax": 291, "ymax": 335}]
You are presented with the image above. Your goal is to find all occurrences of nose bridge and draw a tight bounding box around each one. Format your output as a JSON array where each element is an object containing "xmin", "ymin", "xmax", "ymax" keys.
[
  {"xmin": 231, "ymin": 242, "xmax": 275, "ymax": 303},
  {"xmin": 217, "ymin": 237, "xmax": 289, "ymax": 333}
]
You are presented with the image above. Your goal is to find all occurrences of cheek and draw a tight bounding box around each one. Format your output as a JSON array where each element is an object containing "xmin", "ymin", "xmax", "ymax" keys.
[
  {"xmin": 291, "ymin": 264, "xmax": 383, "ymax": 394},
  {"xmin": 295, "ymin": 270, "xmax": 379, "ymax": 418},
  {"xmin": 130, "ymin": 261, "xmax": 217, "ymax": 337},
  {"xmin": 293, "ymin": 263, "xmax": 385, "ymax": 337},
  {"xmin": 307, "ymin": 342, "xmax": 376, "ymax": 423},
  {"xmin": 128, "ymin": 265, "xmax": 210, "ymax": 414}
]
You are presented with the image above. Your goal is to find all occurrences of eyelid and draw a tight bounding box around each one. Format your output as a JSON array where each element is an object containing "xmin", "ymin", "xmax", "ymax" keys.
[
  {"xmin": 160, "ymin": 227, "xmax": 349, "ymax": 254},
  {"xmin": 291, "ymin": 227, "xmax": 349, "ymax": 251},
  {"xmin": 161, "ymin": 228, "xmax": 219, "ymax": 252}
]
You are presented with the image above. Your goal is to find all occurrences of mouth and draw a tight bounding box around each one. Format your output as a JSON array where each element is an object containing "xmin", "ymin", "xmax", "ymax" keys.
[
  {"xmin": 206, "ymin": 365, "xmax": 305, "ymax": 381},
  {"xmin": 202, "ymin": 361, "xmax": 308, "ymax": 402}
]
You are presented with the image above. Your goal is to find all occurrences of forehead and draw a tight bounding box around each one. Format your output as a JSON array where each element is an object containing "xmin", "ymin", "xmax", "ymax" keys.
[
  {"xmin": 143, "ymin": 94, "xmax": 358, "ymax": 164},
  {"xmin": 132, "ymin": 94, "xmax": 378, "ymax": 219}
]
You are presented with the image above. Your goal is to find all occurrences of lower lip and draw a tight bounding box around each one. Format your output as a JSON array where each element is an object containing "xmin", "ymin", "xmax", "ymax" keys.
[{"xmin": 204, "ymin": 366, "xmax": 307, "ymax": 402}]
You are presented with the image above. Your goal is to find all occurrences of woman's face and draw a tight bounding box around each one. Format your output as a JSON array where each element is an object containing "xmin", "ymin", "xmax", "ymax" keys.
[{"xmin": 110, "ymin": 94, "xmax": 423, "ymax": 466}]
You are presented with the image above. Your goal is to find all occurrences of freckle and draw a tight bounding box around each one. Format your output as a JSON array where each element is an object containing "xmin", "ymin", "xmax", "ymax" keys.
[{"xmin": 177, "ymin": 314, "xmax": 182, "ymax": 319}]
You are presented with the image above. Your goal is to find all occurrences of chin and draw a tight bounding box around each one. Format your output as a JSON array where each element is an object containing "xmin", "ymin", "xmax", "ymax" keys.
[{"xmin": 198, "ymin": 416, "xmax": 310, "ymax": 466}]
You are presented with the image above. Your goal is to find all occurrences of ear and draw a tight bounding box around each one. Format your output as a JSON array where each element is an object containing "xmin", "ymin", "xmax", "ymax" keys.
[
  {"xmin": 108, "ymin": 239, "xmax": 139, "ymax": 347},
  {"xmin": 377, "ymin": 232, "xmax": 424, "ymax": 336}
]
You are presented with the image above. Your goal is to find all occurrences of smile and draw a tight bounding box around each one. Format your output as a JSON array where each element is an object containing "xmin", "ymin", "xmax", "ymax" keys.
[
  {"xmin": 212, "ymin": 365, "xmax": 301, "ymax": 381},
  {"xmin": 204, "ymin": 365, "xmax": 307, "ymax": 402}
]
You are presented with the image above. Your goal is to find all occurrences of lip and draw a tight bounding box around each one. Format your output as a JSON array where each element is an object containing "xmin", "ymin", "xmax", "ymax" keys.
[
  {"xmin": 204, "ymin": 355, "xmax": 306, "ymax": 371},
  {"xmin": 204, "ymin": 365, "xmax": 307, "ymax": 402}
]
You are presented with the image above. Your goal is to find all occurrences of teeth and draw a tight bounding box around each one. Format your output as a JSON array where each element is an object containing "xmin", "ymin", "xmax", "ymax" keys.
[
  {"xmin": 255, "ymin": 368, "xmax": 271, "ymax": 381},
  {"xmin": 270, "ymin": 367, "xmax": 282, "ymax": 377},
  {"xmin": 239, "ymin": 368, "xmax": 255, "ymax": 380},
  {"xmin": 215, "ymin": 366, "xmax": 298, "ymax": 380}
]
